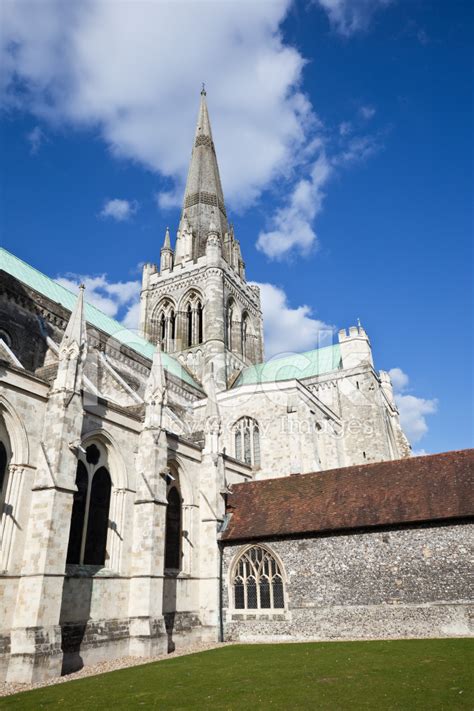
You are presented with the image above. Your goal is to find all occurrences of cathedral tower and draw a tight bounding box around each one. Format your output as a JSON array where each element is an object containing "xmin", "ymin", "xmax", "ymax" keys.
[{"xmin": 139, "ymin": 88, "xmax": 264, "ymax": 390}]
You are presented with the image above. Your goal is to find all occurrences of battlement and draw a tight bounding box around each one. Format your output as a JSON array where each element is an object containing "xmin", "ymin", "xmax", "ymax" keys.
[
  {"xmin": 338, "ymin": 325, "xmax": 368, "ymax": 342},
  {"xmin": 338, "ymin": 323, "xmax": 373, "ymax": 369}
]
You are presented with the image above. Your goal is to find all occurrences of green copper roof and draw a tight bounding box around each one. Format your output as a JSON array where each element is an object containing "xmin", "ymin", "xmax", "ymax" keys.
[
  {"xmin": 0, "ymin": 248, "xmax": 202, "ymax": 390},
  {"xmin": 234, "ymin": 344, "xmax": 342, "ymax": 387}
]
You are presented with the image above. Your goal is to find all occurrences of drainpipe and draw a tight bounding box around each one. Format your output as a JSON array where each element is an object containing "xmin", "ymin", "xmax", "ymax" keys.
[{"xmin": 218, "ymin": 540, "xmax": 225, "ymax": 643}]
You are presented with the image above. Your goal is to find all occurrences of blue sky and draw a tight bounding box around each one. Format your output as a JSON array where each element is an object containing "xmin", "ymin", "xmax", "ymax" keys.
[{"xmin": 0, "ymin": 0, "xmax": 472, "ymax": 454}]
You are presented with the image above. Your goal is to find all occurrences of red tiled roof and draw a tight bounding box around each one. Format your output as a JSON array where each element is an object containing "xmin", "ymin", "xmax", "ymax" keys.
[{"xmin": 221, "ymin": 449, "xmax": 474, "ymax": 541}]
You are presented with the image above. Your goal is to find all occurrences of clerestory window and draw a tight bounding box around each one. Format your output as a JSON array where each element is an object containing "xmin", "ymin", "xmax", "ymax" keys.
[{"xmin": 233, "ymin": 417, "xmax": 260, "ymax": 467}]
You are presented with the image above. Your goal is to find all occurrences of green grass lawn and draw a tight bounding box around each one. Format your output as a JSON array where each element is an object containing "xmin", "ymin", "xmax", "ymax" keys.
[{"xmin": 2, "ymin": 639, "xmax": 472, "ymax": 710}]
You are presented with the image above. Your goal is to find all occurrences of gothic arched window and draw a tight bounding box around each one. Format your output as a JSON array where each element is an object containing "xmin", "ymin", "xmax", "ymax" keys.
[
  {"xmin": 0, "ymin": 441, "xmax": 7, "ymax": 497},
  {"xmin": 153, "ymin": 299, "xmax": 176, "ymax": 352},
  {"xmin": 232, "ymin": 546, "xmax": 285, "ymax": 610},
  {"xmin": 241, "ymin": 313, "xmax": 249, "ymax": 358},
  {"xmin": 66, "ymin": 443, "xmax": 112, "ymax": 567},
  {"xmin": 164, "ymin": 485, "xmax": 181, "ymax": 571},
  {"xmin": 183, "ymin": 293, "xmax": 204, "ymax": 349},
  {"xmin": 233, "ymin": 417, "xmax": 261, "ymax": 467},
  {"xmin": 0, "ymin": 421, "xmax": 12, "ymax": 515}
]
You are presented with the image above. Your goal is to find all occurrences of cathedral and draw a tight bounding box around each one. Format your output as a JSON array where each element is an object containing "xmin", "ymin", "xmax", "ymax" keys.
[{"xmin": 0, "ymin": 90, "xmax": 471, "ymax": 685}]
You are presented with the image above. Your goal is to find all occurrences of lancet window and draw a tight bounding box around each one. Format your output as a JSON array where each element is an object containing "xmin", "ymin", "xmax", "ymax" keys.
[
  {"xmin": 164, "ymin": 482, "xmax": 182, "ymax": 571},
  {"xmin": 66, "ymin": 443, "xmax": 112, "ymax": 566},
  {"xmin": 154, "ymin": 299, "xmax": 176, "ymax": 353}
]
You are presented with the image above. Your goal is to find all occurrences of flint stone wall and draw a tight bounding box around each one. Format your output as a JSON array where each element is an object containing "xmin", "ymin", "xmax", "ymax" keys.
[{"xmin": 223, "ymin": 521, "xmax": 473, "ymax": 642}]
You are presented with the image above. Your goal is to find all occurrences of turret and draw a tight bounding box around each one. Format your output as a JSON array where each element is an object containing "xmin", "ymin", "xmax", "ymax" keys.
[
  {"xmin": 52, "ymin": 285, "xmax": 87, "ymax": 394},
  {"xmin": 174, "ymin": 214, "xmax": 193, "ymax": 266},
  {"xmin": 379, "ymin": 370, "xmax": 396, "ymax": 408},
  {"xmin": 143, "ymin": 341, "xmax": 167, "ymax": 430},
  {"xmin": 203, "ymin": 366, "xmax": 221, "ymax": 456},
  {"xmin": 141, "ymin": 262, "xmax": 158, "ymax": 290},
  {"xmin": 205, "ymin": 218, "xmax": 222, "ymax": 267},
  {"xmin": 338, "ymin": 322, "xmax": 373, "ymax": 370},
  {"xmin": 160, "ymin": 227, "xmax": 173, "ymax": 273}
]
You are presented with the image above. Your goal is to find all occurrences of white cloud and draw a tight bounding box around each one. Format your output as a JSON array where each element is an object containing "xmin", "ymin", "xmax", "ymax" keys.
[
  {"xmin": 1, "ymin": 2, "xmax": 394, "ymax": 262},
  {"xmin": 26, "ymin": 125, "xmax": 45, "ymax": 154},
  {"xmin": 122, "ymin": 301, "xmax": 141, "ymax": 331},
  {"xmin": 339, "ymin": 121, "xmax": 352, "ymax": 136},
  {"xmin": 257, "ymin": 151, "xmax": 332, "ymax": 259},
  {"xmin": 257, "ymin": 130, "xmax": 381, "ymax": 260},
  {"xmin": 56, "ymin": 273, "xmax": 141, "ymax": 324},
  {"xmin": 1, "ymin": 0, "xmax": 314, "ymax": 211},
  {"xmin": 100, "ymin": 198, "xmax": 138, "ymax": 222},
  {"xmin": 359, "ymin": 104, "xmax": 376, "ymax": 120},
  {"xmin": 388, "ymin": 367, "xmax": 438, "ymax": 445},
  {"xmin": 316, "ymin": 0, "xmax": 392, "ymax": 36},
  {"xmin": 252, "ymin": 282, "xmax": 335, "ymax": 358},
  {"xmin": 388, "ymin": 366, "xmax": 409, "ymax": 392}
]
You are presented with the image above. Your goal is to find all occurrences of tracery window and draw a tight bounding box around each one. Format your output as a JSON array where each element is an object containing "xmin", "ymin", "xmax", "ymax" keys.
[
  {"xmin": 232, "ymin": 546, "xmax": 285, "ymax": 610},
  {"xmin": 66, "ymin": 443, "xmax": 112, "ymax": 566},
  {"xmin": 233, "ymin": 417, "xmax": 260, "ymax": 467},
  {"xmin": 164, "ymin": 484, "xmax": 182, "ymax": 571}
]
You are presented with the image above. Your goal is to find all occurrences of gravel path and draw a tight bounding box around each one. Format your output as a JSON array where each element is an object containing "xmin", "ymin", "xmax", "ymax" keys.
[{"xmin": 0, "ymin": 642, "xmax": 232, "ymax": 698}]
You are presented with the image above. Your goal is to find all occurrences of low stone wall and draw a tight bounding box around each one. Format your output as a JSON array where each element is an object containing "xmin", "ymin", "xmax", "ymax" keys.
[{"xmin": 222, "ymin": 521, "xmax": 473, "ymax": 642}]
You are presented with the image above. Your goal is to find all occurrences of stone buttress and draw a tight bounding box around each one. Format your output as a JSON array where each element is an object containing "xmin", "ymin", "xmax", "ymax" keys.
[
  {"xmin": 128, "ymin": 343, "xmax": 169, "ymax": 657},
  {"xmin": 6, "ymin": 288, "xmax": 87, "ymax": 683}
]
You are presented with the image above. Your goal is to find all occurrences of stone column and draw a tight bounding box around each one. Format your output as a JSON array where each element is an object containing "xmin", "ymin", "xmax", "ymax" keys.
[
  {"xmin": 0, "ymin": 464, "xmax": 28, "ymax": 572},
  {"xmin": 203, "ymin": 228, "xmax": 226, "ymax": 391},
  {"xmin": 192, "ymin": 305, "xmax": 198, "ymax": 346}
]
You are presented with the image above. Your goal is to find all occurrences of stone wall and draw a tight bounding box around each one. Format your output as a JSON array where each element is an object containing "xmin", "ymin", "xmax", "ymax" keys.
[{"xmin": 222, "ymin": 521, "xmax": 473, "ymax": 642}]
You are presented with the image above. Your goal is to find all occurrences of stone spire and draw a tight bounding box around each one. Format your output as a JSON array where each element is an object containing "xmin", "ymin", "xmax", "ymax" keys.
[
  {"xmin": 180, "ymin": 87, "xmax": 229, "ymax": 255},
  {"xmin": 53, "ymin": 285, "xmax": 87, "ymax": 393},
  {"xmin": 163, "ymin": 226, "xmax": 171, "ymax": 250}
]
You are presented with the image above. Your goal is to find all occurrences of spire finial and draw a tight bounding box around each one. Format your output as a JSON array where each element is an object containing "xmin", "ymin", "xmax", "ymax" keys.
[{"xmin": 201, "ymin": 82, "xmax": 206, "ymax": 96}]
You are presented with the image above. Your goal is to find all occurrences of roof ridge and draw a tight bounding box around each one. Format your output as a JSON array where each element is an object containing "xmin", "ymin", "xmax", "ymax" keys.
[{"xmin": 228, "ymin": 448, "xmax": 474, "ymax": 489}]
